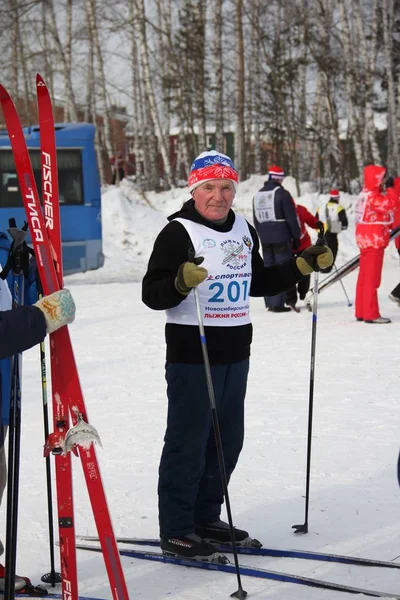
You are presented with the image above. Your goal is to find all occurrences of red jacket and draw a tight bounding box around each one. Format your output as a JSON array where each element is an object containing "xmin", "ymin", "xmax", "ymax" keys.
[
  {"xmin": 355, "ymin": 165, "xmax": 400, "ymax": 250},
  {"xmin": 295, "ymin": 204, "xmax": 320, "ymax": 253},
  {"xmin": 391, "ymin": 177, "xmax": 400, "ymax": 250}
]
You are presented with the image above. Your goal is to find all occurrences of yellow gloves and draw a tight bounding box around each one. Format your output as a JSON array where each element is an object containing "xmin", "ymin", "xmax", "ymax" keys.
[
  {"xmin": 175, "ymin": 257, "xmax": 208, "ymax": 295},
  {"xmin": 296, "ymin": 245, "xmax": 334, "ymax": 276}
]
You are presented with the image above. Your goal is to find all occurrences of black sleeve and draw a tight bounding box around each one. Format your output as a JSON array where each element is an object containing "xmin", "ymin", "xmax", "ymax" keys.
[
  {"xmin": 339, "ymin": 208, "xmax": 348, "ymax": 229},
  {"xmin": 0, "ymin": 306, "xmax": 46, "ymax": 359},
  {"xmin": 281, "ymin": 190, "xmax": 301, "ymax": 240},
  {"xmin": 142, "ymin": 221, "xmax": 193, "ymax": 310},
  {"xmin": 248, "ymin": 223, "xmax": 304, "ymax": 296}
]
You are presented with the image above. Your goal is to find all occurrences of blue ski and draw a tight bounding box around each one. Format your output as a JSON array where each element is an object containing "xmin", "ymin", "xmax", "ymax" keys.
[
  {"xmin": 14, "ymin": 596, "xmax": 106, "ymax": 600},
  {"xmin": 77, "ymin": 535, "xmax": 400, "ymax": 569},
  {"xmin": 76, "ymin": 543, "xmax": 400, "ymax": 598}
]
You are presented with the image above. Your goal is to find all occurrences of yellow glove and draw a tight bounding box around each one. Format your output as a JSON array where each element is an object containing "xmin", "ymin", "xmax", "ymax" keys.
[
  {"xmin": 175, "ymin": 257, "xmax": 208, "ymax": 295},
  {"xmin": 296, "ymin": 245, "xmax": 334, "ymax": 276}
]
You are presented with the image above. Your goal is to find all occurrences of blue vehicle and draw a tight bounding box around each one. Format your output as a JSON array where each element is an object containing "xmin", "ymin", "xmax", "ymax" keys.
[{"xmin": 0, "ymin": 122, "xmax": 104, "ymax": 275}]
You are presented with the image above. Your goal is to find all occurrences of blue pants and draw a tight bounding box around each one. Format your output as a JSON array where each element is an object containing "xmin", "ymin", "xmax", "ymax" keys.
[
  {"xmin": 262, "ymin": 242, "xmax": 293, "ymax": 308},
  {"xmin": 158, "ymin": 360, "xmax": 249, "ymax": 538}
]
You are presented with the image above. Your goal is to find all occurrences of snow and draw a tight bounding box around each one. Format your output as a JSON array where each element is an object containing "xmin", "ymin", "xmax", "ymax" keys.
[{"xmin": 11, "ymin": 176, "xmax": 400, "ymax": 599}]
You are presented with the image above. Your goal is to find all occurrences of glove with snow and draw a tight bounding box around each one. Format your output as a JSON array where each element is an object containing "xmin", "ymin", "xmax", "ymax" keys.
[
  {"xmin": 34, "ymin": 289, "xmax": 76, "ymax": 334},
  {"xmin": 296, "ymin": 245, "xmax": 334, "ymax": 275},
  {"xmin": 175, "ymin": 257, "xmax": 208, "ymax": 295}
]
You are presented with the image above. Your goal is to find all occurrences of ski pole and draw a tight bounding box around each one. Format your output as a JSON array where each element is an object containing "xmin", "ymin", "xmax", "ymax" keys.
[
  {"xmin": 37, "ymin": 289, "xmax": 62, "ymax": 586},
  {"xmin": 4, "ymin": 221, "xmax": 26, "ymax": 600},
  {"xmin": 189, "ymin": 249, "xmax": 247, "ymax": 600},
  {"xmin": 292, "ymin": 225, "xmax": 325, "ymax": 535},
  {"xmin": 334, "ymin": 264, "xmax": 352, "ymax": 307}
]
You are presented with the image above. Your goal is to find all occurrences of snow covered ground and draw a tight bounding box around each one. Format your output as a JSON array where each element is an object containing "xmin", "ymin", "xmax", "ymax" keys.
[{"xmin": 9, "ymin": 176, "xmax": 400, "ymax": 599}]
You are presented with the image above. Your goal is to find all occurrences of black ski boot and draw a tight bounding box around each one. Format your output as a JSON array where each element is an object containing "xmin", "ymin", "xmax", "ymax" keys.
[
  {"xmin": 195, "ymin": 520, "xmax": 262, "ymax": 548},
  {"xmin": 160, "ymin": 533, "xmax": 228, "ymax": 564}
]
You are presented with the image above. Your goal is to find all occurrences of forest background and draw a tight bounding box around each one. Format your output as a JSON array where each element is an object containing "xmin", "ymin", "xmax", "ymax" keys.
[{"xmin": 0, "ymin": 0, "xmax": 399, "ymax": 194}]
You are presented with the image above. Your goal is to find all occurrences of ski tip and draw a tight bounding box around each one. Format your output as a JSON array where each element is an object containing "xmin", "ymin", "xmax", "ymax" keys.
[
  {"xmin": 0, "ymin": 84, "xmax": 11, "ymax": 102},
  {"xmin": 36, "ymin": 73, "xmax": 47, "ymax": 88}
]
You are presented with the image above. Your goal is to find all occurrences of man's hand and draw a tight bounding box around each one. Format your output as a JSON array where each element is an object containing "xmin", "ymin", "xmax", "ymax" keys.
[
  {"xmin": 296, "ymin": 245, "xmax": 334, "ymax": 275},
  {"xmin": 175, "ymin": 257, "xmax": 208, "ymax": 295}
]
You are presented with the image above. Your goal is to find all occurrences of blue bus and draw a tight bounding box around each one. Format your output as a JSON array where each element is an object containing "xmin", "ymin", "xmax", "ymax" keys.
[{"xmin": 0, "ymin": 122, "xmax": 104, "ymax": 275}]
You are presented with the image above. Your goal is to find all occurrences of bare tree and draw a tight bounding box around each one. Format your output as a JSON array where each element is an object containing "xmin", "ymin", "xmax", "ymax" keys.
[
  {"xmin": 135, "ymin": 0, "xmax": 175, "ymax": 188},
  {"xmin": 235, "ymin": 0, "xmax": 246, "ymax": 180},
  {"xmin": 46, "ymin": 0, "xmax": 78, "ymax": 121},
  {"xmin": 214, "ymin": 0, "xmax": 225, "ymax": 153},
  {"xmin": 382, "ymin": 0, "xmax": 399, "ymax": 172}
]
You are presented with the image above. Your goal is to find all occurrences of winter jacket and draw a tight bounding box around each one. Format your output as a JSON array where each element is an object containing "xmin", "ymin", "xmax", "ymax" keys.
[
  {"xmin": 295, "ymin": 204, "xmax": 320, "ymax": 253},
  {"xmin": 391, "ymin": 177, "xmax": 400, "ymax": 250},
  {"xmin": 253, "ymin": 180, "xmax": 301, "ymax": 245},
  {"xmin": 142, "ymin": 199, "xmax": 304, "ymax": 365},
  {"xmin": 356, "ymin": 165, "xmax": 400, "ymax": 250},
  {"xmin": 0, "ymin": 306, "xmax": 46, "ymax": 360},
  {"xmin": 316, "ymin": 201, "xmax": 348, "ymax": 235}
]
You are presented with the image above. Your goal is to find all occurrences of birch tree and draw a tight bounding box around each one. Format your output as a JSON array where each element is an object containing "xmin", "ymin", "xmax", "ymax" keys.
[
  {"xmin": 46, "ymin": 0, "xmax": 78, "ymax": 121},
  {"xmin": 136, "ymin": 0, "xmax": 174, "ymax": 188},
  {"xmin": 86, "ymin": 0, "xmax": 113, "ymax": 160},
  {"xmin": 235, "ymin": 0, "xmax": 246, "ymax": 180},
  {"xmin": 214, "ymin": 0, "xmax": 225, "ymax": 153},
  {"xmin": 382, "ymin": 0, "xmax": 399, "ymax": 172}
]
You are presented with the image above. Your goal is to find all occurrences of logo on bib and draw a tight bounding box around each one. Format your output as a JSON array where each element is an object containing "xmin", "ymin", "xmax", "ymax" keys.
[
  {"xmin": 203, "ymin": 238, "xmax": 216, "ymax": 248},
  {"xmin": 220, "ymin": 239, "xmax": 248, "ymax": 270},
  {"xmin": 242, "ymin": 235, "xmax": 252, "ymax": 249}
]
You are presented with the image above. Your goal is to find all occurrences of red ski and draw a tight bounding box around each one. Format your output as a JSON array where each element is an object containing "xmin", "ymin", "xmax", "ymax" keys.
[
  {"xmin": 0, "ymin": 81, "xmax": 129, "ymax": 600},
  {"xmin": 36, "ymin": 74, "xmax": 78, "ymax": 600}
]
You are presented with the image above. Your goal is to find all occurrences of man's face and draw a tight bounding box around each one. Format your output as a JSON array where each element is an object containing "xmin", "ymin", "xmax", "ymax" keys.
[{"xmin": 192, "ymin": 179, "xmax": 235, "ymax": 221}]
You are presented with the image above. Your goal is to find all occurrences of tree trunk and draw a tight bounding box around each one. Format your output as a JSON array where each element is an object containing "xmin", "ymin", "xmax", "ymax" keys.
[
  {"xmin": 86, "ymin": 0, "xmax": 113, "ymax": 159},
  {"xmin": 382, "ymin": 0, "xmax": 399, "ymax": 172},
  {"xmin": 235, "ymin": 0, "xmax": 246, "ymax": 179},
  {"xmin": 214, "ymin": 0, "xmax": 224, "ymax": 153},
  {"xmin": 136, "ymin": 0, "xmax": 174, "ymax": 188}
]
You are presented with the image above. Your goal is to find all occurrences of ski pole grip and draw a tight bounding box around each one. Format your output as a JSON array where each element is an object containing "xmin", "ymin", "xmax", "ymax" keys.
[{"xmin": 317, "ymin": 223, "xmax": 326, "ymax": 247}]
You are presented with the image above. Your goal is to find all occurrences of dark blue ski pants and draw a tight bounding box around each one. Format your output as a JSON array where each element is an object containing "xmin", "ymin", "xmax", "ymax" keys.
[
  {"xmin": 262, "ymin": 242, "xmax": 293, "ymax": 308},
  {"xmin": 158, "ymin": 359, "xmax": 249, "ymax": 538}
]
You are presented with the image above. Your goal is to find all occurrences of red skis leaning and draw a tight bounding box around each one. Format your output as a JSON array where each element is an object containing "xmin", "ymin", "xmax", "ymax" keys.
[{"xmin": 0, "ymin": 76, "xmax": 129, "ymax": 600}]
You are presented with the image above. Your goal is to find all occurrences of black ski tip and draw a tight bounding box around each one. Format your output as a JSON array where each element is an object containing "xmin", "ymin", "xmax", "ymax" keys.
[
  {"xmin": 41, "ymin": 571, "xmax": 62, "ymax": 584},
  {"xmin": 292, "ymin": 523, "xmax": 308, "ymax": 534},
  {"xmin": 230, "ymin": 587, "xmax": 248, "ymax": 599}
]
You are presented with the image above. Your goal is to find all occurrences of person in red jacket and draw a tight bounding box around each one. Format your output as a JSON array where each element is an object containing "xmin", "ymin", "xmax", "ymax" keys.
[
  {"xmin": 285, "ymin": 204, "xmax": 322, "ymax": 310},
  {"xmin": 355, "ymin": 165, "xmax": 400, "ymax": 323},
  {"xmin": 388, "ymin": 177, "xmax": 400, "ymax": 305}
]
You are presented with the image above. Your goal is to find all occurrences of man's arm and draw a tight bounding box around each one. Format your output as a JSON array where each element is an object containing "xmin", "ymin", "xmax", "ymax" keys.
[
  {"xmin": 248, "ymin": 224, "xmax": 304, "ymax": 297},
  {"xmin": 142, "ymin": 221, "xmax": 193, "ymax": 310},
  {"xmin": 0, "ymin": 306, "xmax": 46, "ymax": 359},
  {"xmin": 282, "ymin": 191, "xmax": 301, "ymax": 240}
]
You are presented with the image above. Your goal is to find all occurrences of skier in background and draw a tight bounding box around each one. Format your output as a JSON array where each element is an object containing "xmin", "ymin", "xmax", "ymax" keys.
[
  {"xmin": 142, "ymin": 149, "xmax": 333, "ymax": 563},
  {"xmin": 354, "ymin": 165, "xmax": 400, "ymax": 324},
  {"xmin": 285, "ymin": 203, "xmax": 323, "ymax": 311},
  {"xmin": 388, "ymin": 177, "xmax": 400, "ymax": 306},
  {"xmin": 316, "ymin": 189, "xmax": 348, "ymax": 273},
  {"xmin": 253, "ymin": 166, "xmax": 301, "ymax": 312}
]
